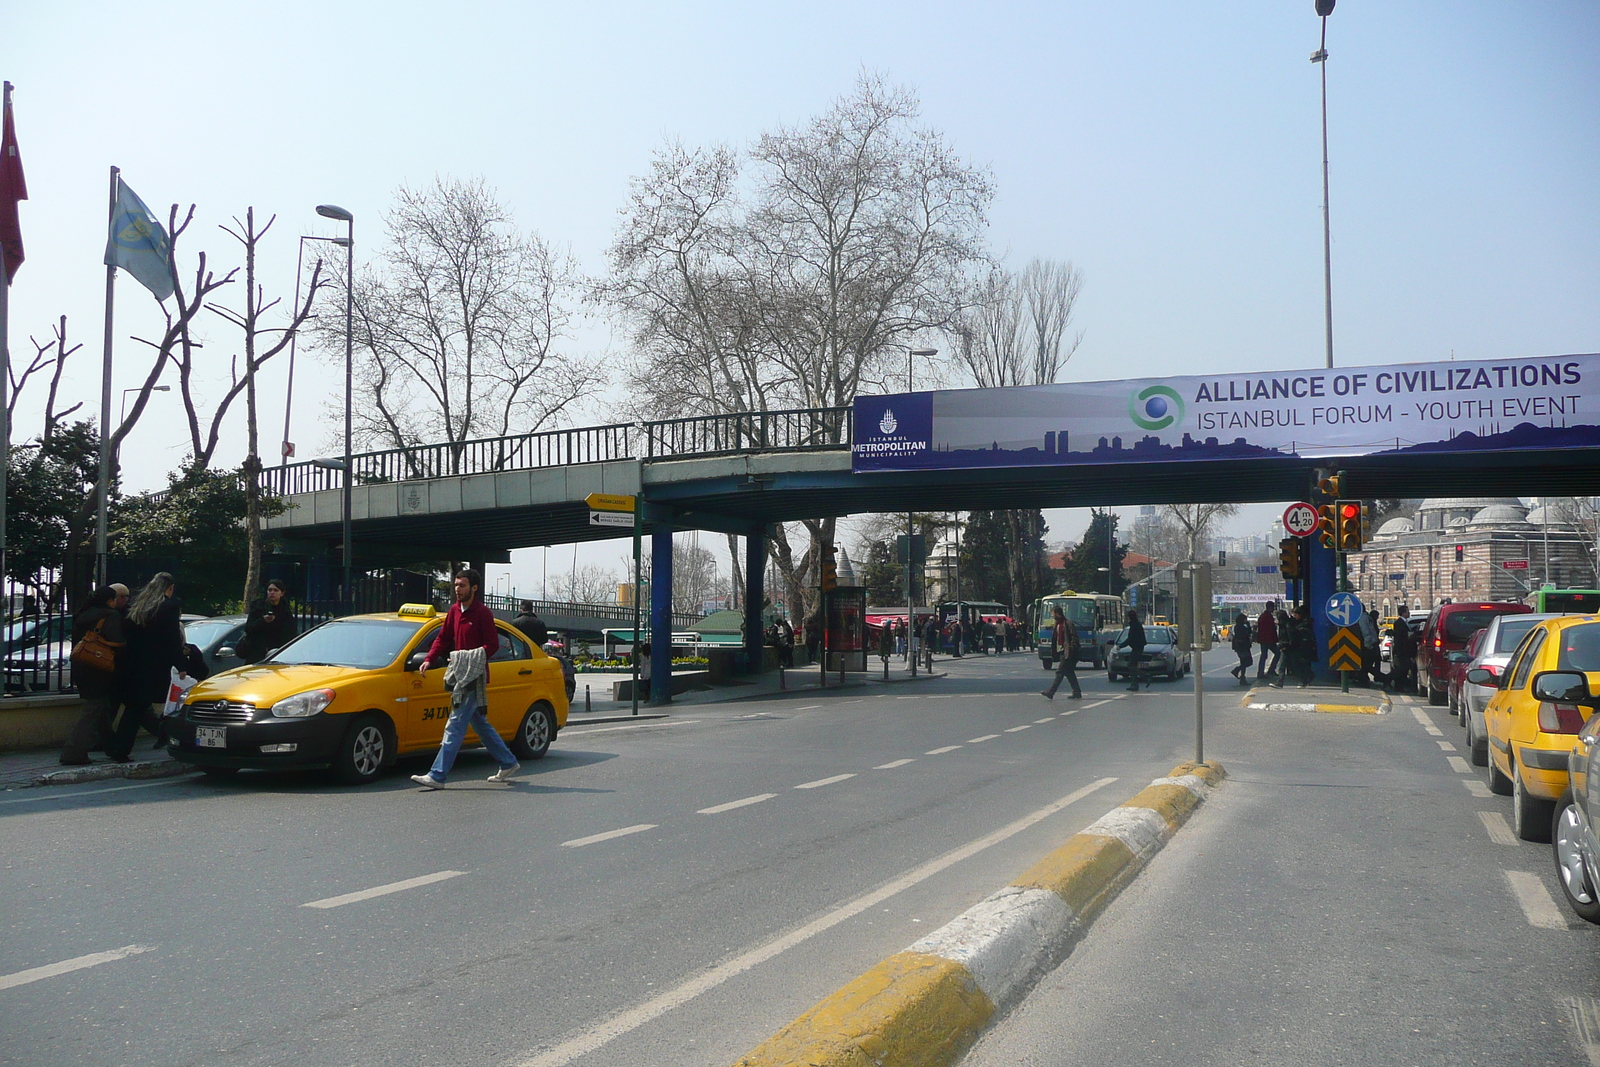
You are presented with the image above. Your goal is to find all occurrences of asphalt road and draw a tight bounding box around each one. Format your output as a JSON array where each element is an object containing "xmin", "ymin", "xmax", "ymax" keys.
[{"xmin": 962, "ymin": 691, "xmax": 1600, "ymax": 1067}]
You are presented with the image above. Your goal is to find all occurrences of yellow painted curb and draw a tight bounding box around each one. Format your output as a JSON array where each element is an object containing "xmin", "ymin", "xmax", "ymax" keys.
[
  {"xmin": 1313, "ymin": 704, "xmax": 1382, "ymax": 714},
  {"xmin": 728, "ymin": 762, "xmax": 1226, "ymax": 1067},
  {"xmin": 733, "ymin": 951, "xmax": 992, "ymax": 1067}
]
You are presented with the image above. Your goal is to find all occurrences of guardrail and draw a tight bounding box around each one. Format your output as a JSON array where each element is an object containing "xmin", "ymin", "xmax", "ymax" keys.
[
  {"xmin": 642, "ymin": 407, "xmax": 851, "ymax": 459},
  {"xmin": 481, "ymin": 593, "xmax": 704, "ymax": 633}
]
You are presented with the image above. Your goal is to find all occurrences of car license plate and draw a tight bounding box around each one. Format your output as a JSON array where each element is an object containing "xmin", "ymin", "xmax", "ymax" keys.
[{"xmin": 196, "ymin": 726, "xmax": 227, "ymax": 749}]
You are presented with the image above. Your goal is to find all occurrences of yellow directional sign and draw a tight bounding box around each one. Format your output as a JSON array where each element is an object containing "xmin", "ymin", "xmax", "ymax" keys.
[
  {"xmin": 1327, "ymin": 626, "xmax": 1363, "ymax": 672},
  {"xmin": 585, "ymin": 493, "xmax": 636, "ymax": 513}
]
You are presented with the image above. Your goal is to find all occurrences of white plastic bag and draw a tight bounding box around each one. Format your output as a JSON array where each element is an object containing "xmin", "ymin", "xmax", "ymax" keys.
[{"xmin": 163, "ymin": 667, "xmax": 198, "ymax": 717}]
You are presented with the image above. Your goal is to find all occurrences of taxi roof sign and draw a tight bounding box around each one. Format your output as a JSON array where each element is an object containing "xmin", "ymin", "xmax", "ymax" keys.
[
  {"xmin": 397, "ymin": 603, "xmax": 438, "ymax": 618},
  {"xmin": 585, "ymin": 493, "xmax": 636, "ymax": 513}
]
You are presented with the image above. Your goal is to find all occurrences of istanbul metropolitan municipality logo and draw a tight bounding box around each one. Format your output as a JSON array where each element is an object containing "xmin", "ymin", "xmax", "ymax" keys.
[
  {"xmin": 879, "ymin": 408, "xmax": 898, "ymax": 434},
  {"xmin": 1128, "ymin": 385, "xmax": 1184, "ymax": 431}
]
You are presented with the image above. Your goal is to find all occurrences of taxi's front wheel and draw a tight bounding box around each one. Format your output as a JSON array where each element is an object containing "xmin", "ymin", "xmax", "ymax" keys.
[
  {"xmin": 511, "ymin": 703, "xmax": 555, "ymax": 761},
  {"xmin": 333, "ymin": 714, "xmax": 390, "ymax": 785}
]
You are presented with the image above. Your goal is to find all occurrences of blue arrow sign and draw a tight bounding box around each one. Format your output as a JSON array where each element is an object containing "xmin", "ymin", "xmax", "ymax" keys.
[{"xmin": 1323, "ymin": 591, "xmax": 1363, "ymax": 628}]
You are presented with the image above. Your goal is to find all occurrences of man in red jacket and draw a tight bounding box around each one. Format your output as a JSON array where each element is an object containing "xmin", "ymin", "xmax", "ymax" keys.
[
  {"xmin": 410, "ymin": 569, "xmax": 519, "ymax": 789},
  {"xmin": 1255, "ymin": 600, "xmax": 1281, "ymax": 682}
]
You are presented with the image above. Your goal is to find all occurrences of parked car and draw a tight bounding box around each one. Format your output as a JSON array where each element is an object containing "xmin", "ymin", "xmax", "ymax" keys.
[
  {"xmin": 1457, "ymin": 612, "xmax": 1567, "ymax": 766},
  {"xmin": 1553, "ymin": 706, "xmax": 1600, "ymax": 924},
  {"xmin": 1418, "ymin": 601, "xmax": 1532, "ymax": 705},
  {"xmin": 1107, "ymin": 626, "xmax": 1189, "ymax": 682},
  {"xmin": 1473, "ymin": 615, "xmax": 1600, "ymax": 840},
  {"xmin": 1, "ymin": 614, "xmax": 75, "ymax": 693},
  {"xmin": 1444, "ymin": 627, "xmax": 1488, "ymax": 718},
  {"xmin": 168, "ymin": 605, "xmax": 568, "ymax": 784}
]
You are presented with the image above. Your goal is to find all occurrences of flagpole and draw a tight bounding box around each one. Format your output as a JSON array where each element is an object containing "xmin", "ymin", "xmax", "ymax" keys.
[
  {"xmin": 0, "ymin": 82, "xmax": 12, "ymax": 608},
  {"xmin": 96, "ymin": 166, "xmax": 118, "ymax": 587}
]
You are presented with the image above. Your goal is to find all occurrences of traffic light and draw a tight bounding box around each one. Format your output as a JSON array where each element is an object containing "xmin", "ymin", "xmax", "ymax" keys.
[
  {"xmin": 1359, "ymin": 502, "xmax": 1373, "ymax": 545},
  {"xmin": 821, "ymin": 544, "xmax": 839, "ymax": 593},
  {"xmin": 1316, "ymin": 503, "xmax": 1337, "ymax": 548},
  {"xmin": 1317, "ymin": 471, "xmax": 1346, "ymax": 498},
  {"xmin": 1336, "ymin": 500, "xmax": 1363, "ymax": 551},
  {"xmin": 1455, "ymin": 544, "xmax": 1465, "ymax": 563},
  {"xmin": 1279, "ymin": 538, "xmax": 1301, "ymax": 580},
  {"xmin": 1219, "ymin": 550, "xmax": 1227, "ymax": 567}
]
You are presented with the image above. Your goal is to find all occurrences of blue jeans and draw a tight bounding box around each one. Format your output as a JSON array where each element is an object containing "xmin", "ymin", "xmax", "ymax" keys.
[{"xmin": 427, "ymin": 688, "xmax": 517, "ymax": 781}]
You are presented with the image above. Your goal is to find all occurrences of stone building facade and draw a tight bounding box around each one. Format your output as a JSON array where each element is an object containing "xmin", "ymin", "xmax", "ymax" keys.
[{"xmin": 1345, "ymin": 498, "xmax": 1597, "ymax": 615}]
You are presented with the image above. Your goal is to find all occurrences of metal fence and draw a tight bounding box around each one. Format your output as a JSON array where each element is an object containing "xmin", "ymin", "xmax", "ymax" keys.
[
  {"xmin": 1, "ymin": 574, "xmax": 76, "ymax": 696},
  {"xmin": 642, "ymin": 407, "xmax": 851, "ymax": 459},
  {"xmin": 480, "ymin": 593, "xmax": 704, "ymax": 632}
]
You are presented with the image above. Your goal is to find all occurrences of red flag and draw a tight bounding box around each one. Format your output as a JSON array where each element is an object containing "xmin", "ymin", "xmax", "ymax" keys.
[{"xmin": 0, "ymin": 87, "xmax": 26, "ymax": 283}]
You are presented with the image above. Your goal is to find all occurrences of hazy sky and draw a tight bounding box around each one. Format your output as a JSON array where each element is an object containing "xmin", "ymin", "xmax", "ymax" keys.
[{"xmin": 4, "ymin": 1, "xmax": 1596, "ymax": 597}]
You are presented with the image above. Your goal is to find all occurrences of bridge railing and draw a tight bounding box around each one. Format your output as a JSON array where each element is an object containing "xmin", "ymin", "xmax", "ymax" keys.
[
  {"xmin": 642, "ymin": 406, "xmax": 852, "ymax": 459},
  {"xmin": 481, "ymin": 593, "xmax": 703, "ymax": 632}
]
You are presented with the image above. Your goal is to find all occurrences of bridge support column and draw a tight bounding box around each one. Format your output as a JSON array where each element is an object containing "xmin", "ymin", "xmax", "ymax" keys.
[
  {"xmin": 650, "ymin": 529, "xmax": 673, "ymax": 705},
  {"xmin": 744, "ymin": 532, "xmax": 766, "ymax": 674},
  {"xmin": 1307, "ymin": 534, "xmax": 1338, "ymax": 684}
]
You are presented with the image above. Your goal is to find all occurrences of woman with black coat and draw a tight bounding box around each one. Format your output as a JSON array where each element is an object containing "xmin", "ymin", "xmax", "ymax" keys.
[
  {"xmin": 59, "ymin": 587, "xmax": 127, "ymax": 765},
  {"xmin": 239, "ymin": 579, "xmax": 297, "ymax": 663},
  {"xmin": 109, "ymin": 573, "xmax": 189, "ymax": 761}
]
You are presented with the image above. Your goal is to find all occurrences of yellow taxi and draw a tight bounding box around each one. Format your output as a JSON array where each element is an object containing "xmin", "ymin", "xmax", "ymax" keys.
[
  {"xmin": 1475, "ymin": 615, "xmax": 1600, "ymax": 841},
  {"xmin": 167, "ymin": 605, "xmax": 568, "ymax": 784}
]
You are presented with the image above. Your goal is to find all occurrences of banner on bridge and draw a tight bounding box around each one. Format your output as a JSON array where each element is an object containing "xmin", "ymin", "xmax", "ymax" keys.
[{"xmin": 852, "ymin": 353, "xmax": 1600, "ymax": 472}]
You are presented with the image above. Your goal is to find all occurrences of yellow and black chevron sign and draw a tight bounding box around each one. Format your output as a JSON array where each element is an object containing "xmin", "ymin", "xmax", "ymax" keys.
[{"xmin": 1327, "ymin": 626, "xmax": 1363, "ymax": 672}]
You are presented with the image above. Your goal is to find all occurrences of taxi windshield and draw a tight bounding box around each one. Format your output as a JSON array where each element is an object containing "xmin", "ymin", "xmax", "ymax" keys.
[
  {"xmin": 268, "ymin": 619, "xmax": 424, "ymax": 669},
  {"xmin": 1556, "ymin": 623, "xmax": 1600, "ymax": 673}
]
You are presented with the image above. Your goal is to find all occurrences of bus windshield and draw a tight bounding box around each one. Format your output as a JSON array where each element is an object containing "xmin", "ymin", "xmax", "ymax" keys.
[
  {"xmin": 1043, "ymin": 597, "xmax": 1100, "ymax": 628},
  {"xmin": 1537, "ymin": 590, "xmax": 1600, "ymax": 614}
]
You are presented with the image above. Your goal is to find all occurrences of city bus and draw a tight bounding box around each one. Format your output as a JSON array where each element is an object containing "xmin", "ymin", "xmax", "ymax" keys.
[
  {"xmin": 1033, "ymin": 591, "xmax": 1124, "ymax": 670},
  {"xmin": 1527, "ymin": 588, "xmax": 1600, "ymax": 613}
]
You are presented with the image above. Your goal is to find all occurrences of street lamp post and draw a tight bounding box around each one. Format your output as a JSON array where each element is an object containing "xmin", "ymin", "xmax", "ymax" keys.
[
  {"xmin": 907, "ymin": 347, "xmax": 938, "ymax": 675},
  {"xmin": 315, "ymin": 204, "xmax": 354, "ymax": 607},
  {"xmin": 1312, "ymin": 0, "xmax": 1337, "ymax": 369},
  {"xmin": 284, "ymin": 234, "xmax": 350, "ymax": 462},
  {"xmin": 121, "ymin": 384, "xmax": 169, "ymax": 424}
]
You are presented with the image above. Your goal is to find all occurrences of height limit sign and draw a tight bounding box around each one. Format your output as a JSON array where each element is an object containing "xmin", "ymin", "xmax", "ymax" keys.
[{"xmin": 1283, "ymin": 502, "xmax": 1317, "ymax": 539}]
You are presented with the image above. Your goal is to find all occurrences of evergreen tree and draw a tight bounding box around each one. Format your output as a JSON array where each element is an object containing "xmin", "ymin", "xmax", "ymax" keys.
[
  {"xmin": 1061, "ymin": 509, "xmax": 1128, "ymax": 596},
  {"xmin": 858, "ymin": 540, "xmax": 904, "ymax": 606},
  {"xmin": 958, "ymin": 511, "xmax": 1013, "ymax": 605}
]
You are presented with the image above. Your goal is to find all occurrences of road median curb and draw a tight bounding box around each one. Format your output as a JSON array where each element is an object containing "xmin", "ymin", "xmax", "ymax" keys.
[
  {"xmin": 32, "ymin": 757, "xmax": 197, "ymax": 787},
  {"xmin": 731, "ymin": 761, "xmax": 1226, "ymax": 1067}
]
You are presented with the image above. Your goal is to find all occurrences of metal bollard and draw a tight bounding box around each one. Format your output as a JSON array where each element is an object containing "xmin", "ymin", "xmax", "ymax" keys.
[
  {"xmin": 585, "ymin": 685, "xmax": 591, "ymax": 714},
  {"xmin": 779, "ymin": 668, "xmax": 787, "ymax": 690}
]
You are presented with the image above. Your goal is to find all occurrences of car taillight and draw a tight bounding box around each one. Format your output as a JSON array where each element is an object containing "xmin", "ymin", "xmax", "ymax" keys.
[
  {"xmin": 1434, "ymin": 635, "xmax": 1443, "ymax": 650},
  {"xmin": 1537, "ymin": 701, "xmax": 1586, "ymax": 734}
]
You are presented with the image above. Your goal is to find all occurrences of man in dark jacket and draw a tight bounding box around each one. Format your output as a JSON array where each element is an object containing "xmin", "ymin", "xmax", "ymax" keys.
[
  {"xmin": 1254, "ymin": 601, "xmax": 1280, "ymax": 682},
  {"xmin": 512, "ymin": 601, "xmax": 549, "ymax": 646},
  {"xmin": 923, "ymin": 615, "xmax": 939, "ymax": 671},
  {"xmin": 60, "ymin": 587, "xmax": 127, "ymax": 765},
  {"xmin": 1041, "ymin": 606, "xmax": 1082, "ymax": 699},
  {"xmin": 239, "ymin": 579, "xmax": 297, "ymax": 663},
  {"xmin": 410, "ymin": 569, "xmax": 517, "ymax": 789},
  {"xmin": 1121, "ymin": 610, "xmax": 1148, "ymax": 692}
]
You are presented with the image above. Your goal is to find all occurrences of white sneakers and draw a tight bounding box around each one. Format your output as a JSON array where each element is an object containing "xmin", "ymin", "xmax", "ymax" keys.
[
  {"xmin": 488, "ymin": 762, "xmax": 521, "ymax": 782},
  {"xmin": 410, "ymin": 773, "xmax": 443, "ymax": 790}
]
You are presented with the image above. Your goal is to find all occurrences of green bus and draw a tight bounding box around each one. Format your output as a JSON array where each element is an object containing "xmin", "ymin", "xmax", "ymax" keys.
[
  {"xmin": 1527, "ymin": 588, "xmax": 1600, "ymax": 613},
  {"xmin": 1033, "ymin": 591, "xmax": 1124, "ymax": 670}
]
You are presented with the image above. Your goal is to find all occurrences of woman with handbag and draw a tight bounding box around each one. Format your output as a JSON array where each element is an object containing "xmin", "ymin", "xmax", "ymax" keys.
[
  {"xmin": 59, "ymin": 587, "xmax": 127, "ymax": 765},
  {"xmin": 109, "ymin": 573, "xmax": 189, "ymax": 761}
]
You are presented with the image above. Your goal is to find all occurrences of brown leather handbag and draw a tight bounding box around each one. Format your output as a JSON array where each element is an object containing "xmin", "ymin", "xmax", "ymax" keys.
[{"xmin": 70, "ymin": 618, "xmax": 121, "ymax": 672}]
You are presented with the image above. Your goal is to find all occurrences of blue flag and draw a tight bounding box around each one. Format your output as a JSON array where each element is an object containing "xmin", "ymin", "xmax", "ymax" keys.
[{"xmin": 103, "ymin": 177, "xmax": 172, "ymax": 300}]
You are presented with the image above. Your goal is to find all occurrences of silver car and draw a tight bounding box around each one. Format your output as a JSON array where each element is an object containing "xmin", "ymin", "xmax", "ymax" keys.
[
  {"xmin": 1459, "ymin": 612, "xmax": 1566, "ymax": 766},
  {"xmin": 1553, "ymin": 680, "xmax": 1600, "ymax": 924}
]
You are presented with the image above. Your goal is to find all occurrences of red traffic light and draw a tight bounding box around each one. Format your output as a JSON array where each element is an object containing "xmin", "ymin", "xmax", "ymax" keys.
[{"xmin": 1339, "ymin": 503, "xmax": 1359, "ymax": 521}]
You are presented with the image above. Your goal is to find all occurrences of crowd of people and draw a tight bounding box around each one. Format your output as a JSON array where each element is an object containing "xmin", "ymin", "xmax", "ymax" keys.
[{"xmin": 1226, "ymin": 599, "xmax": 1416, "ymax": 691}]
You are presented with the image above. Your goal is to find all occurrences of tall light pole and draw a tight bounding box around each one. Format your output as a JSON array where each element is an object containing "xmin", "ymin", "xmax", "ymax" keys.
[
  {"xmin": 315, "ymin": 204, "xmax": 354, "ymax": 605},
  {"xmin": 121, "ymin": 384, "xmax": 168, "ymax": 423},
  {"xmin": 907, "ymin": 347, "xmax": 938, "ymax": 674},
  {"xmin": 1312, "ymin": 0, "xmax": 1336, "ymax": 369}
]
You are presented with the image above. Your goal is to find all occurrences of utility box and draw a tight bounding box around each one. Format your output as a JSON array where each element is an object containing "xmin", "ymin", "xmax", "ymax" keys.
[{"xmin": 1176, "ymin": 561, "xmax": 1213, "ymax": 651}]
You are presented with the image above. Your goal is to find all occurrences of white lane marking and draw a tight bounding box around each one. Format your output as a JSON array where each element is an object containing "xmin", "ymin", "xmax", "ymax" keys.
[
  {"xmin": 1005, "ymin": 725, "xmax": 1032, "ymax": 733},
  {"xmin": 697, "ymin": 795, "xmax": 775, "ymax": 815},
  {"xmin": 968, "ymin": 734, "xmax": 1000, "ymax": 743},
  {"xmin": 1058, "ymin": 710, "xmax": 1080, "ymax": 717},
  {"xmin": 795, "ymin": 774, "xmax": 856, "ymax": 790},
  {"xmin": 302, "ymin": 870, "xmax": 466, "ymax": 909},
  {"xmin": 874, "ymin": 759, "xmax": 916, "ymax": 769},
  {"xmin": 0, "ymin": 944, "xmax": 155, "ymax": 992},
  {"xmin": 561, "ymin": 824, "xmax": 657, "ymax": 848},
  {"xmin": 0, "ymin": 778, "xmax": 193, "ymax": 805},
  {"xmin": 1478, "ymin": 811, "xmax": 1518, "ymax": 846},
  {"xmin": 514, "ymin": 776, "xmax": 1119, "ymax": 1067},
  {"xmin": 1081, "ymin": 699, "xmax": 1112, "ymax": 709},
  {"xmin": 795, "ymin": 705, "xmax": 821, "ymax": 710},
  {"xmin": 561, "ymin": 720, "xmax": 701, "ymax": 737},
  {"xmin": 1504, "ymin": 870, "xmax": 1569, "ymax": 929},
  {"xmin": 896, "ymin": 696, "xmax": 919, "ymax": 700},
  {"xmin": 1033, "ymin": 717, "xmax": 1055, "ymax": 724},
  {"xmin": 1464, "ymin": 779, "xmax": 1493, "ymax": 797},
  {"xmin": 1410, "ymin": 708, "xmax": 1432, "ymax": 726},
  {"xmin": 925, "ymin": 745, "xmax": 962, "ymax": 755},
  {"xmin": 1447, "ymin": 756, "xmax": 1473, "ymax": 774},
  {"xmin": 926, "ymin": 695, "xmax": 957, "ymax": 699},
  {"xmin": 1437, "ymin": 740, "xmax": 1458, "ymax": 751},
  {"xmin": 1559, "ymin": 996, "xmax": 1600, "ymax": 1067},
  {"xmin": 1425, "ymin": 725, "xmax": 1444, "ymax": 736},
  {"xmin": 1112, "ymin": 694, "xmax": 1130, "ymax": 700}
]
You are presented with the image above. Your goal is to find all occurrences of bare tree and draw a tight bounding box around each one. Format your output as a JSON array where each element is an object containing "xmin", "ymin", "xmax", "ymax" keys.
[
  {"xmin": 549, "ymin": 562, "xmax": 620, "ymax": 606},
  {"xmin": 1159, "ymin": 503, "xmax": 1239, "ymax": 560},
  {"xmin": 950, "ymin": 258, "xmax": 1082, "ymax": 389},
  {"xmin": 14, "ymin": 316, "xmax": 83, "ymax": 439},
  {"xmin": 321, "ymin": 177, "xmax": 600, "ymax": 471}
]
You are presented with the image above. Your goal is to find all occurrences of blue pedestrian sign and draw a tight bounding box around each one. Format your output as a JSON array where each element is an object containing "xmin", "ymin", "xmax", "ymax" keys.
[{"xmin": 1323, "ymin": 591, "xmax": 1363, "ymax": 628}]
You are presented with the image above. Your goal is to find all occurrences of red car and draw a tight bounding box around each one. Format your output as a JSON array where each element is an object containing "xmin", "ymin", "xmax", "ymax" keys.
[
  {"xmin": 1443, "ymin": 626, "xmax": 1487, "ymax": 716},
  {"xmin": 1416, "ymin": 601, "xmax": 1532, "ymax": 706}
]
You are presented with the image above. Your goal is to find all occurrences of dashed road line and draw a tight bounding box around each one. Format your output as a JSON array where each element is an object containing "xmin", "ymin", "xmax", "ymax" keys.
[
  {"xmin": 302, "ymin": 870, "xmax": 466, "ymax": 909},
  {"xmin": 874, "ymin": 759, "xmax": 916, "ymax": 770},
  {"xmin": 1447, "ymin": 756, "xmax": 1473, "ymax": 774},
  {"xmin": 562, "ymin": 824, "xmax": 657, "ymax": 847},
  {"xmin": 1081, "ymin": 699, "xmax": 1112, "ymax": 709},
  {"xmin": 795, "ymin": 705, "xmax": 820, "ymax": 711},
  {"xmin": 1464, "ymin": 780, "xmax": 1493, "ymax": 797},
  {"xmin": 1005, "ymin": 725, "xmax": 1032, "ymax": 733},
  {"xmin": 1437, "ymin": 740, "xmax": 1458, "ymax": 751},
  {"xmin": 0, "ymin": 944, "xmax": 155, "ymax": 992},
  {"xmin": 1033, "ymin": 717, "xmax": 1055, "ymax": 724},
  {"xmin": 698, "ymin": 795, "xmax": 775, "ymax": 815},
  {"xmin": 967, "ymin": 734, "xmax": 1000, "ymax": 743},
  {"xmin": 925, "ymin": 745, "xmax": 962, "ymax": 755},
  {"xmin": 1478, "ymin": 811, "xmax": 1518, "ymax": 846},
  {"xmin": 1505, "ymin": 870, "xmax": 1569, "ymax": 929},
  {"xmin": 795, "ymin": 774, "xmax": 856, "ymax": 790},
  {"xmin": 1424, "ymin": 725, "xmax": 1444, "ymax": 736}
]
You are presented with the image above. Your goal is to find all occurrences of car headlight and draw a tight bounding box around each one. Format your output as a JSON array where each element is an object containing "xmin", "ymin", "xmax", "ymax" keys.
[{"xmin": 269, "ymin": 688, "xmax": 335, "ymax": 718}]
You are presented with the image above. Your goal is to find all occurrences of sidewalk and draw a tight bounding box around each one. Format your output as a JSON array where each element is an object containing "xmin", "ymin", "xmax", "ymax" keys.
[
  {"xmin": 1238, "ymin": 678, "xmax": 1393, "ymax": 714},
  {"xmin": 0, "ymin": 742, "xmax": 192, "ymax": 791}
]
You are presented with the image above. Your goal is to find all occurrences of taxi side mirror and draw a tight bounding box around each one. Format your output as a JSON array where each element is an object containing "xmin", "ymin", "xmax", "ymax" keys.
[{"xmin": 1533, "ymin": 670, "xmax": 1593, "ymax": 705}]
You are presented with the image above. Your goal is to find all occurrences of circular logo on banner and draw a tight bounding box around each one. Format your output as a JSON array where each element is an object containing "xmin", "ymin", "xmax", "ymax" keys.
[
  {"xmin": 879, "ymin": 408, "xmax": 898, "ymax": 435},
  {"xmin": 1132, "ymin": 385, "xmax": 1184, "ymax": 431},
  {"xmin": 1129, "ymin": 385, "xmax": 1183, "ymax": 431}
]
